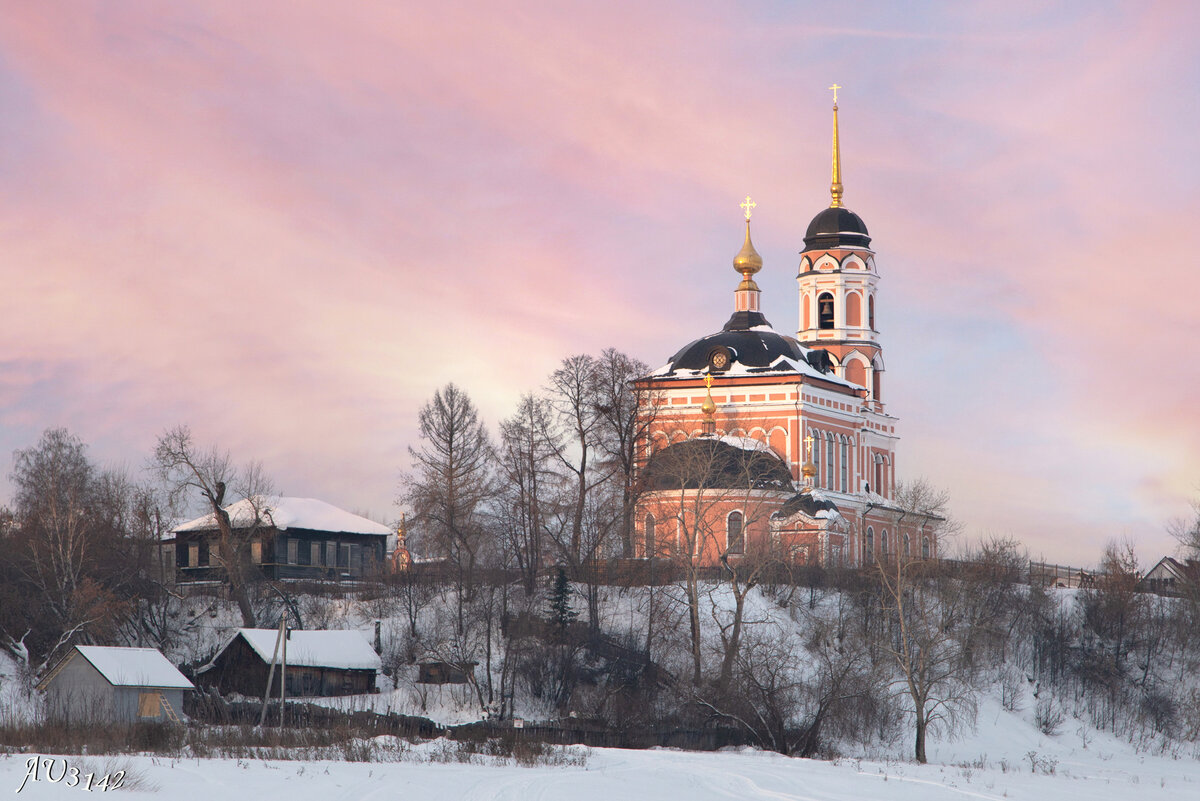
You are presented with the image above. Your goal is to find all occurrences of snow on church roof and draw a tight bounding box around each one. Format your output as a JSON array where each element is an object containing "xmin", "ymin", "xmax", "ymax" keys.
[
  {"xmin": 647, "ymin": 325, "xmax": 862, "ymax": 389},
  {"xmin": 173, "ymin": 497, "xmax": 391, "ymax": 537},
  {"xmin": 71, "ymin": 646, "xmax": 194, "ymax": 689},
  {"xmin": 224, "ymin": 629, "xmax": 381, "ymax": 671}
]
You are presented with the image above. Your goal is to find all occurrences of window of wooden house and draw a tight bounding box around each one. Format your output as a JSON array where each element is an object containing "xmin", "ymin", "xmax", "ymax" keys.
[
  {"xmin": 198, "ymin": 541, "xmax": 210, "ymax": 566},
  {"xmin": 325, "ymin": 542, "xmax": 336, "ymax": 568},
  {"xmin": 727, "ymin": 511, "xmax": 745, "ymax": 554},
  {"xmin": 250, "ymin": 539, "xmax": 262, "ymax": 564},
  {"xmin": 338, "ymin": 543, "xmax": 350, "ymax": 570},
  {"xmin": 137, "ymin": 692, "xmax": 160, "ymax": 718},
  {"xmin": 311, "ymin": 542, "xmax": 322, "ymax": 566},
  {"xmin": 188, "ymin": 543, "xmax": 199, "ymax": 567},
  {"xmin": 287, "ymin": 538, "xmax": 299, "ymax": 565}
]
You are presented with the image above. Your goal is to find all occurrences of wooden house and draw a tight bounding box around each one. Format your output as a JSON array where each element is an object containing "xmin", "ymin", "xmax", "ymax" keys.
[
  {"xmin": 197, "ymin": 628, "xmax": 381, "ymax": 698},
  {"xmin": 37, "ymin": 646, "xmax": 192, "ymax": 725},
  {"xmin": 167, "ymin": 496, "xmax": 391, "ymax": 584}
]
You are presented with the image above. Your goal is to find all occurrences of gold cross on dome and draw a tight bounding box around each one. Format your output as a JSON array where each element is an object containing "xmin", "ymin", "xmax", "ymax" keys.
[
  {"xmin": 805, "ymin": 433, "xmax": 814, "ymax": 455},
  {"xmin": 740, "ymin": 195, "xmax": 756, "ymax": 221},
  {"xmin": 703, "ymin": 373, "xmax": 715, "ymax": 389},
  {"xmin": 828, "ymin": 83, "xmax": 841, "ymax": 104}
]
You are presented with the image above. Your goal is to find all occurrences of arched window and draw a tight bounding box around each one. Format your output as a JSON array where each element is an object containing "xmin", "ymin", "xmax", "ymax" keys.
[
  {"xmin": 868, "ymin": 294, "xmax": 876, "ymax": 329},
  {"xmin": 903, "ymin": 532, "xmax": 911, "ymax": 557},
  {"xmin": 880, "ymin": 530, "xmax": 890, "ymax": 561},
  {"xmin": 865, "ymin": 527, "xmax": 875, "ymax": 564},
  {"xmin": 825, "ymin": 431, "xmax": 835, "ymax": 490},
  {"xmin": 846, "ymin": 292, "xmax": 862, "ymax": 326},
  {"xmin": 727, "ymin": 511, "xmax": 744, "ymax": 554},
  {"xmin": 922, "ymin": 536, "xmax": 931, "ymax": 560},
  {"xmin": 644, "ymin": 514, "xmax": 656, "ymax": 558},
  {"xmin": 810, "ymin": 429, "xmax": 821, "ymax": 486},
  {"xmin": 839, "ymin": 435, "xmax": 849, "ymax": 492},
  {"xmin": 873, "ymin": 454, "xmax": 884, "ymax": 497},
  {"xmin": 818, "ymin": 292, "xmax": 835, "ymax": 329},
  {"xmin": 802, "ymin": 295, "xmax": 811, "ymax": 330},
  {"xmin": 873, "ymin": 370, "xmax": 882, "ymax": 402}
]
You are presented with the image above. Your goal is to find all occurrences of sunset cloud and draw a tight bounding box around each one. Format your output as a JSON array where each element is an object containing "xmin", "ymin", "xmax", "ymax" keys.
[{"xmin": 0, "ymin": 1, "xmax": 1196, "ymax": 562}]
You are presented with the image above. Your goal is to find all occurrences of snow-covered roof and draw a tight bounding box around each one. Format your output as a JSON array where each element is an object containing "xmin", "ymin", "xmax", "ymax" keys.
[
  {"xmin": 72, "ymin": 646, "xmax": 194, "ymax": 689},
  {"xmin": 173, "ymin": 496, "xmax": 391, "ymax": 537},
  {"xmin": 228, "ymin": 629, "xmax": 381, "ymax": 671}
]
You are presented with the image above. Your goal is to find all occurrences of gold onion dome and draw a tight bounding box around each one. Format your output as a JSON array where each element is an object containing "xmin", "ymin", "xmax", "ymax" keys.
[
  {"xmin": 801, "ymin": 460, "xmax": 817, "ymax": 480},
  {"xmin": 733, "ymin": 222, "xmax": 762, "ymax": 293},
  {"xmin": 701, "ymin": 373, "xmax": 717, "ymax": 417}
]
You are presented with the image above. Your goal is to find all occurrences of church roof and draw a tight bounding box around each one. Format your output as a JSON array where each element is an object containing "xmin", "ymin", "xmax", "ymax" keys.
[
  {"xmin": 640, "ymin": 436, "xmax": 795, "ymax": 493},
  {"xmin": 647, "ymin": 323, "xmax": 858, "ymax": 388},
  {"xmin": 803, "ymin": 206, "xmax": 872, "ymax": 250},
  {"xmin": 772, "ymin": 489, "xmax": 841, "ymax": 521}
]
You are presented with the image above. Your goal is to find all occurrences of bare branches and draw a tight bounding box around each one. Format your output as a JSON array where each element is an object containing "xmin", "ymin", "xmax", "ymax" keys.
[{"xmin": 151, "ymin": 424, "xmax": 274, "ymax": 627}]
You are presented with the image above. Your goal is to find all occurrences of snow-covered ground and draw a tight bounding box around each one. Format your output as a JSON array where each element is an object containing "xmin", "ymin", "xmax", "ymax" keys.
[{"xmin": 3, "ymin": 717, "xmax": 1198, "ymax": 801}]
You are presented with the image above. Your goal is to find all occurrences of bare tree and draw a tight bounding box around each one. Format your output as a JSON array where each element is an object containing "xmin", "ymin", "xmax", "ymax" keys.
[
  {"xmin": 876, "ymin": 551, "xmax": 977, "ymax": 763},
  {"xmin": 152, "ymin": 425, "xmax": 274, "ymax": 627},
  {"xmin": 546, "ymin": 354, "xmax": 608, "ymax": 563},
  {"xmin": 640, "ymin": 430, "xmax": 793, "ymax": 686},
  {"xmin": 496, "ymin": 393, "xmax": 559, "ymax": 594},
  {"xmin": 402, "ymin": 383, "xmax": 494, "ymax": 634},
  {"xmin": 592, "ymin": 348, "xmax": 662, "ymax": 558}
]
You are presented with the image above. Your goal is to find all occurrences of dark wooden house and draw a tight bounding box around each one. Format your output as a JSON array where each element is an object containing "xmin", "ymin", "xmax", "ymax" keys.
[
  {"xmin": 197, "ymin": 628, "xmax": 381, "ymax": 698},
  {"xmin": 167, "ymin": 496, "xmax": 391, "ymax": 584}
]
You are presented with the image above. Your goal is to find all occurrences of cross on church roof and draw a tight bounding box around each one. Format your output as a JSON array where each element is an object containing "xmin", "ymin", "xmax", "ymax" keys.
[
  {"xmin": 740, "ymin": 195, "xmax": 756, "ymax": 221},
  {"xmin": 828, "ymin": 83, "xmax": 841, "ymax": 105}
]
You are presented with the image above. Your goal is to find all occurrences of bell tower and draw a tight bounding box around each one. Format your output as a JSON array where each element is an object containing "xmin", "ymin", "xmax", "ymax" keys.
[{"xmin": 797, "ymin": 86, "xmax": 885, "ymax": 409}]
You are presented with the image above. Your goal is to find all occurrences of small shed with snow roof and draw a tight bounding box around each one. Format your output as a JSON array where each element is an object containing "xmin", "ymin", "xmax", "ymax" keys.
[
  {"xmin": 37, "ymin": 646, "xmax": 192, "ymax": 725},
  {"xmin": 197, "ymin": 628, "xmax": 381, "ymax": 697}
]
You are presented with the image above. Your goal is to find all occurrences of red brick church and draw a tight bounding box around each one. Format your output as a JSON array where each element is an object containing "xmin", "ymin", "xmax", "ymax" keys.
[{"xmin": 633, "ymin": 90, "xmax": 938, "ymax": 569}]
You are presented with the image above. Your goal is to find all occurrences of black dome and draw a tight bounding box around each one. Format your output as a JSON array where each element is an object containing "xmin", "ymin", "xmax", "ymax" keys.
[
  {"xmin": 803, "ymin": 207, "xmax": 871, "ymax": 250},
  {"xmin": 641, "ymin": 438, "xmax": 794, "ymax": 492},
  {"xmin": 667, "ymin": 328, "xmax": 803, "ymax": 372}
]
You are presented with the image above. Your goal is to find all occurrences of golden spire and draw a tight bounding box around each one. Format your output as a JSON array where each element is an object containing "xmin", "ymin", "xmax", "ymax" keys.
[
  {"xmin": 829, "ymin": 83, "xmax": 843, "ymax": 208},
  {"xmin": 733, "ymin": 195, "xmax": 763, "ymax": 290}
]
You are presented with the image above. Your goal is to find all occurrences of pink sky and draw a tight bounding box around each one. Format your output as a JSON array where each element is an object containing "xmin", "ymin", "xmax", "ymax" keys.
[{"xmin": 1, "ymin": 0, "xmax": 1197, "ymax": 565}]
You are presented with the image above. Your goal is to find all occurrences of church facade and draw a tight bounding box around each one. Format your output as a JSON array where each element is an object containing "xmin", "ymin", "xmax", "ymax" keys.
[{"xmin": 633, "ymin": 93, "xmax": 937, "ymax": 569}]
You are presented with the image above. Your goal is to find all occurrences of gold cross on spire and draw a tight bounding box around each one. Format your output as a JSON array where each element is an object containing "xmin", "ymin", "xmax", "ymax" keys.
[
  {"xmin": 740, "ymin": 195, "xmax": 756, "ymax": 221},
  {"xmin": 805, "ymin": 433, "xmax": 814, "ymax": 456},
  {"xmin": 828, "ymin": 83, "xmax": 841, "ymax": 105}
]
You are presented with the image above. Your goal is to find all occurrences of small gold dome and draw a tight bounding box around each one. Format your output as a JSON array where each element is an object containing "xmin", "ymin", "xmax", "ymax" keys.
[
  {"xmin": 701, "ymin": 390, "xmax": 717, "ymax": 417},
  {"xmin": 733, "ymin": 220, "xmax": 763, "ymax": 279},
  {"xmin": 801, "ymin": 460, "xmax": 817, "ymax": 479}
]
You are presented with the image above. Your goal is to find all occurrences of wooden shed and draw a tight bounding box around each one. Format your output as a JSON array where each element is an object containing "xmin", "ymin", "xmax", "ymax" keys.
[
  {"xmin": 197, "ymin": 628, "xmax": 380, "ymax": 698},
  {"xmin": 37, "ymin": 646, "xmax": 192, "ymax": 725}
]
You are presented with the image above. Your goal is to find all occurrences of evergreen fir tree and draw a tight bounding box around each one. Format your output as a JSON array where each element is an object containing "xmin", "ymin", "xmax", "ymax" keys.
[{"xmin": 547, "ymin": 567, "xmax": 578, "ymax": 631}]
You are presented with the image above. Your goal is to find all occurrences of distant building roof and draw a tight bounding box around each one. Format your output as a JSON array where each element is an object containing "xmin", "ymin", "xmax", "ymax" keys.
[
  {"xmin": 173, "ymin": 496, "xmax": 391, "ymax": 537},
  {"xmin": 220, "ymin": 628, "xmax": 381, "ymax": 671},
  {"xmin": 56, "ymin": 646, "xmax": 194, "ymax": 690}
]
